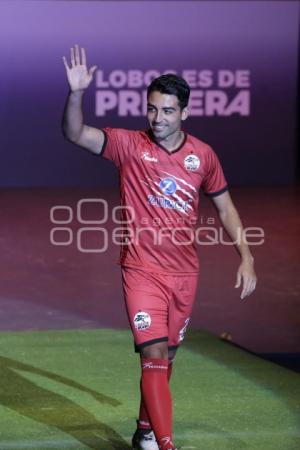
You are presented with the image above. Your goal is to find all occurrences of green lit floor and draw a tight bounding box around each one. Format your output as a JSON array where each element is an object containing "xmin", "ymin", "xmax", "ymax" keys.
[{"xmin": 0, "ymin": 329, "xmax": 299, "ymax": 450}]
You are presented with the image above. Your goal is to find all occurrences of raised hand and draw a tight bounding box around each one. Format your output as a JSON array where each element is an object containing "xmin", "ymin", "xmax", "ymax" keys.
[{"xmin": 62, "ymin": 45, "xmax": 97, "ymax": 92}]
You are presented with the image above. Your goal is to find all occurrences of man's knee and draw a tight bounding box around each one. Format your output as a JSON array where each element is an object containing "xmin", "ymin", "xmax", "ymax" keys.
[{"xmin": 140, "ymin": 341, "xmax": 168, "ymax": 359}]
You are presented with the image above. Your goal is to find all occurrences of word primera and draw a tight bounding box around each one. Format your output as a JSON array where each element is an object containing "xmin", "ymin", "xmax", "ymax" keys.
[{"xmin": 95, "ymin": 69, "xmax": 251, "ymax": 117}]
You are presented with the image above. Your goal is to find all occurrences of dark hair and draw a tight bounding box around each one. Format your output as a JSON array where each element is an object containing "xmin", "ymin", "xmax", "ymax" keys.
[{"xmin": 147, "ymin": 74, "xmax": 190, "ymax": 110}]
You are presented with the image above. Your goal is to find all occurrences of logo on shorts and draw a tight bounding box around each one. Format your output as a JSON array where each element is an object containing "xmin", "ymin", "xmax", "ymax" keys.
[
  {"xmin": 179, "ymin": 318, "xmax": 190, "ymax": 342},
  {"xmin": 134, "ymin": 311, "xmax": 151, "ymax": 331},
  {"xmin": 184, "ymin": 154, "xmax": 200, "ymax": 171}
]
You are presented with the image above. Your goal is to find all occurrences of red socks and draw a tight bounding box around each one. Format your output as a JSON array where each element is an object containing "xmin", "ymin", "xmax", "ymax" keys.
[
  {"xmin": 138, "ymin": 360, "xmax": 173, "ymax": 429},
  {"xmin": 140, "ymin": 358, "xmax": 175, "ymax": 449}
]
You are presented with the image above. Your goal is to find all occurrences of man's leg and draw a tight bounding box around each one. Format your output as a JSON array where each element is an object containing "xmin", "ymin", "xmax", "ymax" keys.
[
  {"xmin": 138, "ymin": 342, "xmax": 177, "ymax": 450},
  {"xmin": 121, "ymin": 268, "xmax": 178, "ymax": 449}
]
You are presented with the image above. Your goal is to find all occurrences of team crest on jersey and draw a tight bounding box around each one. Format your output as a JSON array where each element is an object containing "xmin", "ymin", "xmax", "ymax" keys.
[
  {"xmin": 134, "ymin": 311, "xmax": 151, "ymax": 331},
  {"xmin": 184, "ymin": 154, "xmax": 200, "ymax": 171}
]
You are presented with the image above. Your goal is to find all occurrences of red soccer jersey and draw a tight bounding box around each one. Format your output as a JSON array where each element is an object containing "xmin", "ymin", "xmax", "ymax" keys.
[{"xmin": 101, "ymin": 128, "xmax": 228, "ymax": 274}]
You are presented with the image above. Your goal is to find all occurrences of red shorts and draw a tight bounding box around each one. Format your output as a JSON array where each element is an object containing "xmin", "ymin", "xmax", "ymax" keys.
[{"xmin": 122, "ymin": 267, "xmax": 198, "ymax": 351}]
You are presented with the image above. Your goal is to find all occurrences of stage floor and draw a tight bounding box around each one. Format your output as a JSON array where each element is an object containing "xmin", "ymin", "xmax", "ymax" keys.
[
  {"xmin": 0, "ymin": 187, "xmax": 299, "ymax": 357},
  {"xmin": 0, "ymin": 328, "xmax": 299, "ymax": 450}
]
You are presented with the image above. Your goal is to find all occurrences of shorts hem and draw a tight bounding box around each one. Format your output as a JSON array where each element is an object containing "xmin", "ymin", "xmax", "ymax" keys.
[
  {"xmin": 134, "ymin": 336, "xmax": 168, "ymax": 353},
  {"xmin": 168, "ymin": 344, "xmax": 179, "ymax": 351}
]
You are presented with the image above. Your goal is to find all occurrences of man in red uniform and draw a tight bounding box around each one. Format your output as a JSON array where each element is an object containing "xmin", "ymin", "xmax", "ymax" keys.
[{"xmin": 62, "ymin": 45, "xmax": 257, "ymax": 450}]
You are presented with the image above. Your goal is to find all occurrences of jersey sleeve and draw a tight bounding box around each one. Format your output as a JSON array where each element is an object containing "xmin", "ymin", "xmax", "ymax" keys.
[
  {"xmin": 101, "ymin": 128, "xmax": 132, "ymax": 168},
  {"xmin": 201, "ymin": 147, "xmax": 228, "ymax": 197}
]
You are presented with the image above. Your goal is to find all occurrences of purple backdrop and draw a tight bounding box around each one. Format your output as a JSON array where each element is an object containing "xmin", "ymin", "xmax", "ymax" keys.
[{"xmin": 0, "ymin": 0, "xmax": 298, "ymax": 187}]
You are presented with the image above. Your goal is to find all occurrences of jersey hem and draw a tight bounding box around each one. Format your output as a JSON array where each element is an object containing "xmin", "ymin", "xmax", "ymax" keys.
[{"xmin": 120, "ymin": 262, "xmax": 199, "ymax": 276}]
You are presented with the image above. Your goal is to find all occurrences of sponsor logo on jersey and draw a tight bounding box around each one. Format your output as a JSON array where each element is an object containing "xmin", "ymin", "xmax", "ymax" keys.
[
  {"xmin": 184, "ymin": 154, "xmax": 200, "ymax": 171},
  {"xmin": 179, "ymin": 317, "xmax": 190, "ymax": 342},
  {"xmin": 140, "ymin": 170, "xmax": 196, "ymax": 215},
  {"xmin": 133, "ymin": 311, "xmax": 151, "ymax": 331},
  {"xmin": 148, "ymin": 195, "xmax": 189, "ymax": 212},
  {"xmin": 141, "ymin": 151, "xmax": 158, "ymax": 163},
  {"xmin": 159, "ymin": 177, "xmax": 177, "ymax": 195}
]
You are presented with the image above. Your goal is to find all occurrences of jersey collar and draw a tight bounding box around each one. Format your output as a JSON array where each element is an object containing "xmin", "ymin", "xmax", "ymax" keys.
[{"xmin": 146, "ymin": 129, "xmax": 187, "ymax": 155}]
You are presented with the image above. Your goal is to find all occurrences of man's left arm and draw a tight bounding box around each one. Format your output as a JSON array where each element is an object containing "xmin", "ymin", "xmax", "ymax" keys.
[{"xmin": 211, "ymin": 191, "xmax": 257, "ymax": 299}]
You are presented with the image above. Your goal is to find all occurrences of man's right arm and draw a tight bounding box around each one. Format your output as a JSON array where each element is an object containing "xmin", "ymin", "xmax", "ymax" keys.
[
  {"xmin": 62, "ymin": 45, "xmax": 105, "ymax": 155},
  {"xmin": 62, "ymin": 89, "xmax": 105, "ymax": 155}
]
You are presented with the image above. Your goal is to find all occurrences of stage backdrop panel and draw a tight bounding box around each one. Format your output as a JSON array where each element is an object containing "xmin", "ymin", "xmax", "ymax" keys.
[{"xmin": 0, "ymin": 0, "xmax": 298, "ymax": 187}]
